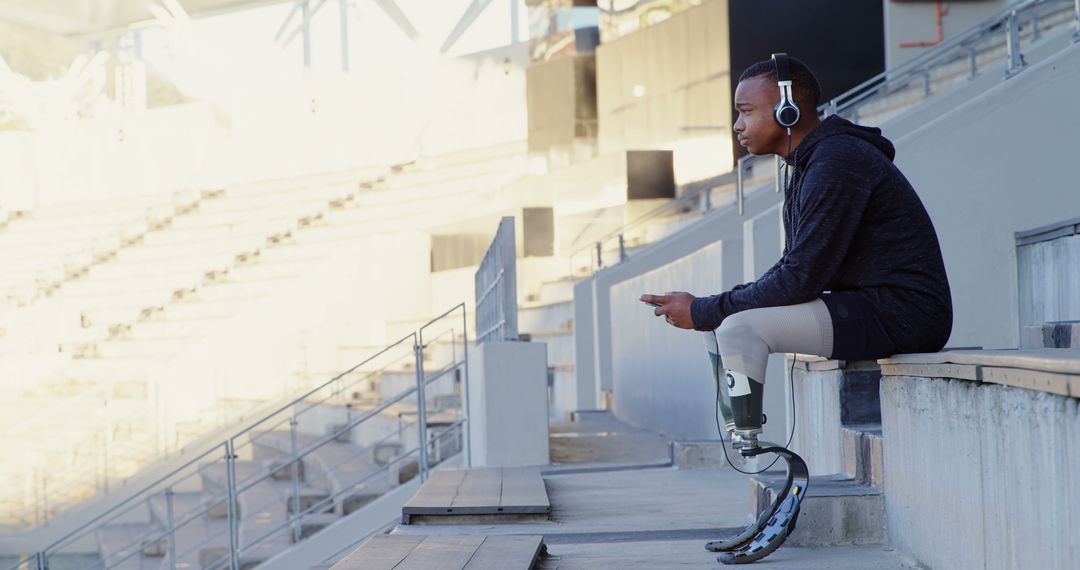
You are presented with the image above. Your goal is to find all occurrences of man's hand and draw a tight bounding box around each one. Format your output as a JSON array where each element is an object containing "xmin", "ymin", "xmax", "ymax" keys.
[{"xmin": 639, "ymin": 291, "xmax": 696, "ymax": 329}]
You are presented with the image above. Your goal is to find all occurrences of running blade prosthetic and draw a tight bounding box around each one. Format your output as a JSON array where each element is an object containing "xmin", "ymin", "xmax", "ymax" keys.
[{"xmin": 709, "ymin": 445, "xmax": 809, "ymax": 565}]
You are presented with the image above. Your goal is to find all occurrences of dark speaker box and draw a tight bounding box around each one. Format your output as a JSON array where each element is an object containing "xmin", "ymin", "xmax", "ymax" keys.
[
  {"xmin": 626, "ymin": 150, "xmax": 675, "ymax": 201},
  {"xmin": 523, "ymin": 207, "xmax": 555, "ymax": 257}
]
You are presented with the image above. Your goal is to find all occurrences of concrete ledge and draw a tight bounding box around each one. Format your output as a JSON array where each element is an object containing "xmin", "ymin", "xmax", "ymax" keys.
[
  {"xmin": 881, "ymin": 375, "xmax": 1080, "ymax": 569},
  {"xmin": 673, "ymin": 440, "xmax": 729, "ymax": 470},
  {"xmin": 750, "ymin": 473, "xmax": 885, "ymax": 547},
  {"xmin": 1022, "ymin": 321, "xmax": 1080, "ymax": 349},
  {"xmin": 1014, "ymin": 215, "xmax": 1080, "ymax": 246},
  {"xmin": 568, "ymin": 409, "xmax": 612, "ymax": 423},
  {"xmin": 879, "ymin": 348, "xmax": 1080, "ymax": 397}
]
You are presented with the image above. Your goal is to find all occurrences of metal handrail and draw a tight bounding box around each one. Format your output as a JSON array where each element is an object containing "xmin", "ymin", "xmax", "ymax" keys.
[
  {"xmin": 233, "ymin": 419, "xmax": 466, "ymax": 564},
  {"xmin": 35, "ymin": 441, "xmax": 229, "ymax": 558},
  {"xmin": 231, "ymin": 359, "xmax": 462, "ymax": 497},
  {"xmin": 568, "ymin": 165, "xmax": 772, "ymax": 275},
  {"xmin": 231, "ymin": 331, "xmax": 418, "ymax": 442},
  {"xmin": 21, "ymin": 304, "xmax": 471, "ymax": 570},
  {"xmin": 832, "ymin": 0, "xmax": 1069, "ymax": 113}
]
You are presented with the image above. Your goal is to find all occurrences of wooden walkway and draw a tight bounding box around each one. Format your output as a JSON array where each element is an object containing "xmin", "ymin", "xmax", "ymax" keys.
[
  {"xmin": 331, "ymin": 534, "xmax": 545, "ymax": 569},
  {"xmin": 401, "ymin": 468, "xmax": 550, "ymax": 524}
]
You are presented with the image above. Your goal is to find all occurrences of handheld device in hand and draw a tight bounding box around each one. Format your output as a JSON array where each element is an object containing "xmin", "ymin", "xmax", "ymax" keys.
[{"xmin": 643, "ymin": 300, "xmax": 662, "ymax": 308}]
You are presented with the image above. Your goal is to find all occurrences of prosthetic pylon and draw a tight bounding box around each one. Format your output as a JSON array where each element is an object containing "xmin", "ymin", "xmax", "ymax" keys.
[{"xmin": 702, "ymin": 332, "xmax": 809, "ymax": 565}]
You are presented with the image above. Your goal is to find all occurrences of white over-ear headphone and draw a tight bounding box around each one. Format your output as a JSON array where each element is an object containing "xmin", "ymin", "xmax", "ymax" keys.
[{"xmin": 772, "ymin": 53, "xmax": 800, "ymax": 130}]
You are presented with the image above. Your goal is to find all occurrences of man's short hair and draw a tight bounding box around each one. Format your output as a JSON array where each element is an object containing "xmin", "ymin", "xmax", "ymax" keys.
[{"xmin": 738, "ymin": 56, "xmax": 822, "ymax": 112}]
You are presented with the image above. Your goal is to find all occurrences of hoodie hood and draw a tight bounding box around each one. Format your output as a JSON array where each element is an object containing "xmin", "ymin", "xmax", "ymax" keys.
[{"xmin": 788, "ymin": 115, "xmax": 896, "ymax": 166}]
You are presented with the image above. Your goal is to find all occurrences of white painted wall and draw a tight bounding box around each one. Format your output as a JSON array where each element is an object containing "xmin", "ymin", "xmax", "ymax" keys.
[{"xmin": 890, "ymin": 41, "xmax": 1080, "ymax": 349}]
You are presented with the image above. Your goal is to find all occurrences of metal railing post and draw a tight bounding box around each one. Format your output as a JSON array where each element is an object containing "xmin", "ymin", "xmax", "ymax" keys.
[
  {"xmin": 594, "ymin": 241, "xmax": 603, "ymax": 269},
  {"xmin": 289, "ymin": 415, "xmax": 302, "ymax": 543},
  {"xmin": 703, "ymin": 187, "xmax": 712, "ymax": 212},
  {"xmin": 164, "ymin": 486, "xmax": 177, "ymax": 570},
  {"xmin": 736, "ymin": 157, "xmax": 745, "ymax": 215},
  {"xmin": 35, "ymin": 551, "xmax": 45, "ymax": 570},
  {"xmin": 774, "ymin": 156, "xmax": 784, "ymax": 194},
  {"xmin": 968, "ymin": 47, "xmax": 978, "ymax": 79},
  {"xmin": 1005, "ymin": 10, "xmax": 1026, "ymax": 77},
  {"xmin": 461, "ymin": 307, "xmax": 472, "ymax": 468},
  {"xmin": 922, "ymin": 69, "xmax": 931, "ymax": 97},
  {"xmin": 413, "ymin": 337, "xmax": 430, "ymax": 482},
  {"xmin": 1030, "ymin": 10, "xmax": 1040, "ymax": 42},
  {"xmin": 224, "ymin": 441, "xmax": 241, "ymax": 570},
  {"xmin": 617, "ymin": 234, "xmax": 627, "ymax": 262}
]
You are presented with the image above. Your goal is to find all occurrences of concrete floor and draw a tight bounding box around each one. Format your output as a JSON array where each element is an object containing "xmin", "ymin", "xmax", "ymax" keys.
[{"xmin": 387, "ymin": 413, "xmax": 924, "ymax": 569}]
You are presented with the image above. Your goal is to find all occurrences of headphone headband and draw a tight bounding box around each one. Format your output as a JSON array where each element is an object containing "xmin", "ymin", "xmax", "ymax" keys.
[{"xmin": 772, "ymin": 53, "xmax": 792, "ymax": 86}]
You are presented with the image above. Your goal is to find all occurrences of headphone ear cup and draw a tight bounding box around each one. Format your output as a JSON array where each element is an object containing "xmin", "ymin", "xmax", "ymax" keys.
[{"xmin": 775, "ymin": 103, "xmax": 800, "ymax": 129}]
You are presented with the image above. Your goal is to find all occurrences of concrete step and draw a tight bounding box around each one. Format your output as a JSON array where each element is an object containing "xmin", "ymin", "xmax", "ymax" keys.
[
  {"xmin": 96, "ymin": 523, "xmax": 167, "ymax": 570},
  {"xmin": 250, "ymin": 431, "xmax": 398, "ymax": 516},
  {"xmin": 842, "ymin": 424, "xmax": 884, "ymax": 489},
  {"xmin": 147, "ymin": 491, "xmax": 206, "ymax": 530},
  {"xmin": 197, "ymin": 460, "xmax": 337, "ymax": 547},
  {"xmin": 97, "ymin": 515, "xmax": 233, "ymax": 570},
  {"xmin": 749, "ymin": 472, "xmax": 884, "ymax": 547}
]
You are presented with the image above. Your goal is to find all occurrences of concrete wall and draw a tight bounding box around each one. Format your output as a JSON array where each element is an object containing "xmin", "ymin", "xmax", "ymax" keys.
[
  {"xmin": 574, "ymin": 187, "xmax": 792, "ymax": 441},
  {"xmin": 595, "ymin": 0, "xmax": 734, "ymax": 183},
  {"xmin": 608, "ymin": 241, "xmax": 724, "ymax": 438},
  {"xmin": 890, "ymin": 41, "xmax": 1080, "ymax": 349},
  {"xmin": 1017, "ymin": 231, "xmax": 1080, "ymax": 327},
  {"xmin": 881, "ymin": 376, "xmax": 1080, "ymax": 570},
  {"xmin": 884, "ymin": 0, "xmax": 1009, "ymax": 70}
]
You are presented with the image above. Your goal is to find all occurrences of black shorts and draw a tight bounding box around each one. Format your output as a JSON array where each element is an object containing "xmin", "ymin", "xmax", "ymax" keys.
[{"xmin": 820, "ymin": 291, "xmax": 897, "ymax": 361}]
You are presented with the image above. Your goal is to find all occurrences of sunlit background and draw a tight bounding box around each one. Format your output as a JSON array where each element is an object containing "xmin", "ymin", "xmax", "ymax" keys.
[{"xmin": 0, "ymin": 0, "xmax": 739, "ymax": 536}]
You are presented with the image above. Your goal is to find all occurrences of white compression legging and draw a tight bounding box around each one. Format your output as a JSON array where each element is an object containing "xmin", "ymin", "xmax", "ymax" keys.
[{"xmin": 708, "ymin": 298, "xmax": 834, "ymax": 383}]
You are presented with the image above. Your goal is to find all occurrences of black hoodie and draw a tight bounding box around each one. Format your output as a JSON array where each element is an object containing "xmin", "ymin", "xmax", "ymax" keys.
[{"xmin": 690, "ymin": 115, "xmax": 953, "ymax": 355}]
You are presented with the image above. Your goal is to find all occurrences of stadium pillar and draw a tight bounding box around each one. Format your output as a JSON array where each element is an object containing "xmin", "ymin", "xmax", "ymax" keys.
[{"xmin": 340, "ymin": 0, "xmax": 351, "ymax": 71}]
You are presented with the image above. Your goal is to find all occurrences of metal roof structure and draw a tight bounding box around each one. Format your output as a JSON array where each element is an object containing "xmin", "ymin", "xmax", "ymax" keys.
[
  {"xmin": 0, "ymin": 0, "xmax": 300, "ymax": 37},
  {"xmin": 0, "ymin": 0, "xmax": 516, "ymax": 54}
]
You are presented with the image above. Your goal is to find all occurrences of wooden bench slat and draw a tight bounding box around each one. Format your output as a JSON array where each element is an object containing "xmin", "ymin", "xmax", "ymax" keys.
[
  {"xmin": 332, "ymin": 535, "xmax": 424, "ymax": 569},
  {"xmin": 394, "ymin": 535, "xmax": 487, "ymax": 570},
  {"xmin": 404, "ymin": 469, "xmax": 467, "ymax": 509},
  {"xmin": 451, "ymin": 469, "xmax": 503, "ymax": 508},
  {"xmin": 499, "ymin": 469, "xmax": 550, "ymax": 509},
  {"xmin": 332, "ymin": 535, "xmax": 544, "ymax": 570},
  {"xmin": 463, "ymin": 535, "xmax": 544, "ymax": 570}
]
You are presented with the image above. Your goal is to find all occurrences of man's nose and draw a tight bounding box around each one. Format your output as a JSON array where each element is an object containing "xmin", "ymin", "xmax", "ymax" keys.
[{"xmin": 733, "ymin": 116, "xmax": 744, "ymax": 133}]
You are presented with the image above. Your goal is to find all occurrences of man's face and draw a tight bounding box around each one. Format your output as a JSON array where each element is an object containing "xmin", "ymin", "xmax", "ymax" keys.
[{"xmin": 733, "ymin": 76, "xmax": 786, "ymax": 156}]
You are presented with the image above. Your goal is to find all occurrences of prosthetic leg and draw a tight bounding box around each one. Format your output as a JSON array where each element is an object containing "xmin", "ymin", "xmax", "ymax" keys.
[{"xmin": 702, "ymin": 333, "xmax": 809, "ymax": 565}]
